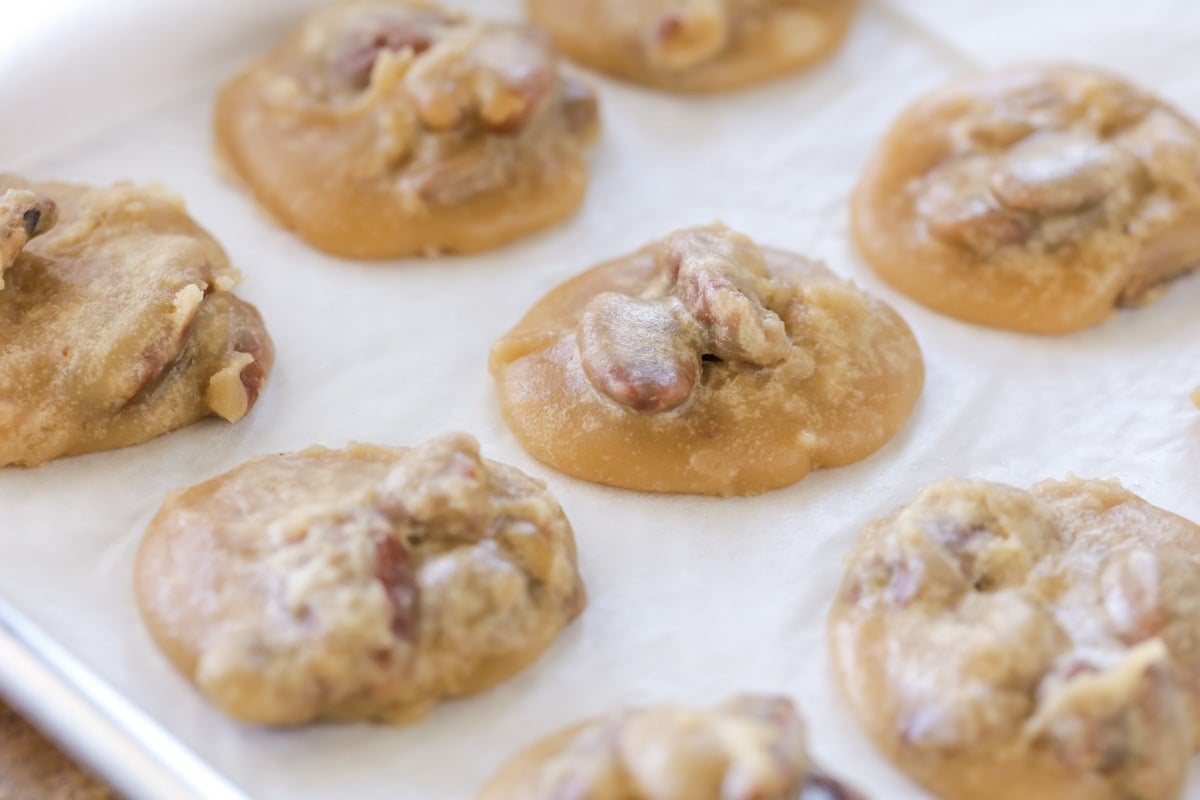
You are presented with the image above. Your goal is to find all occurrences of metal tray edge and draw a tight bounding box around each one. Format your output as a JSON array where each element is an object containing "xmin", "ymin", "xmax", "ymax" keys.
[{"xmin": 0, "ymin": 596, "xmax": 249, "ymax": 800}]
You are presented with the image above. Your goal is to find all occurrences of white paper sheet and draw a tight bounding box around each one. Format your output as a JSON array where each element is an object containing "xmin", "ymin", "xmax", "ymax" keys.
[{"xmin": 1, "ymin": 1, "xmax": 1199, "ymax": 798}]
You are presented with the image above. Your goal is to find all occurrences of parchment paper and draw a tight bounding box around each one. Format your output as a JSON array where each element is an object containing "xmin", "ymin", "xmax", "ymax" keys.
[{"xmin": 1, "ymin": 1, "xmax": 1199, "ymax": 798}]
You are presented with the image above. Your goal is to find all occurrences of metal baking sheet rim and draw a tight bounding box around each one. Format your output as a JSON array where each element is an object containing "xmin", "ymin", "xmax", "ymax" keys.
[{"xmin": 0, "ymin": 595, "xmax": 247, "ymax": 800}]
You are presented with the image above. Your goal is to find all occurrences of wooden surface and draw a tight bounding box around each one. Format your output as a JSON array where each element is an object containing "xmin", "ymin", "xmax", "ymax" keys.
[{"xmin": 0, "ymin": 701, "xmax": 116, "ymax": 800}]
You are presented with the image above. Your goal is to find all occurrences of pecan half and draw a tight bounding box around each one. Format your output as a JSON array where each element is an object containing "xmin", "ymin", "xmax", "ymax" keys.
[
  {"xmin": 578, "ymin": 293, "xmax": 701, "ymax": 414},
  {"xmin": 669, "ymin": 229, "xmax": 790, "ymax": 366},
  {"xmin": 917, "ymin": 157, "xmax": 1033, "ymax": 254},
  {"xmin": 990, "ymin": 132, "xmax": 1145, "ymax": 216},
  {"xmin": 918, "ymin": 130, "xmax": 1149, "ymax": 256}
]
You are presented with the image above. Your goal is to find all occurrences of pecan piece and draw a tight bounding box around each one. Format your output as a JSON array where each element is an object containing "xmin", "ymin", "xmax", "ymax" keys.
[
  {"xmin": 990, "ymin": 132, "xmax": 1146, "ymax": 216},
  {"xmin": 578, "ymin": 292, "xmax": 701, "ymax": 413},
  {"xmin": 897, "ymin": 591, "xmax": 1067, "ymax": 750},
  {"xmin": 645, "ymin": 0, "xmax": 729, "ymax": 72},
  {"xmin": 917, "ymin": 157, "xmax": 1033, "ymax": 253},
  {"xmin": 379, "ymin": 433, "xmax": 496, "ymax": 539},
  {"xmin": 331, "ymin": 10, "xmax": 449, "ymax": 89},
  {"xmin": 0, "ymin": 189, "xmax": 57, "ymax": 288},
  {"xmin": 1101, "ymin": 549, "xmax": 1165, "ymax": 645},
  {"xmin": 110, "ymin": 282, "xmax": 207, "ymax": 407},
  {"xmin": 918, "ymin": 130, "xmax": 1149, "ymax": 256},
  {"xmin": 402, "ymin": 137, "xmax": 515, "ymax": 206},
  {"xmin": 225, "ymin": 301, "xmax": 274, "ymax": 416},
  {"xmin": 403, "ymin": 24, "xmax": 556, "ymax": 133},
  {"xmin": 1029, "ymin": 642, "xmax": 1188, "ymax": 800},
  {"xmin": 206, "ymin": 352, "xmax": 258, "ymax": 423},
  {"xmin": 669, "ymin": 228, "xmax": 790, "ymax": 366},
  {"xmin": 467, "ymin": 26, "xmax": 557, "ymax": 132},
  {"xmin": 374, "ymin": 533, "xmax": 419, "ymax": 640}
]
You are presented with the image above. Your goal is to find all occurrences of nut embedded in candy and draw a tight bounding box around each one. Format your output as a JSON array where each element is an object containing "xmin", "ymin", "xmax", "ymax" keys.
[{"xmin": 577, "ymin": 293, "xmax": 702, "ymax": 414}]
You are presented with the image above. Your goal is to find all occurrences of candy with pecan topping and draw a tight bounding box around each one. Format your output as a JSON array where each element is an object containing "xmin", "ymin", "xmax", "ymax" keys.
[
  {"xmin": 830, "ymin": 477, "xmax": 1200, "ymax": 800},
  {"xmin": 216, "ymin": 0, "xmax": 599, "ymax": 258},
  {"xmin": 490, "ymin": 223, "xmax": 923, "ymax": 495},
  {"xmin": 135, "ymin": 433, "xmax": 585, "ymax": 725},
  {"xmin": 0, "ymin": 175, "xmax": 273, "ymax": 467},
  {"xmin": 854, "ymin": 63, "xmax": 1200, "ymax": 333}
]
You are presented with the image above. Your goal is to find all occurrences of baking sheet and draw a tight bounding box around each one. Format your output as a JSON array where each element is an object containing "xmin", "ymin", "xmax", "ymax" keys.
[{"xmin": 2, "ymin": 1, "xmax": 1199, "ymax": 798}]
